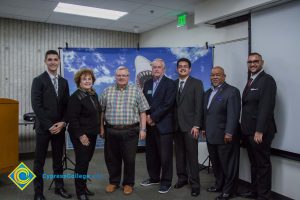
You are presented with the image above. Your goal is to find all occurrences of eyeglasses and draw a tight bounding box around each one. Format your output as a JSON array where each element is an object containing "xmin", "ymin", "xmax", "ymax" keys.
[
  {"xmin": 116, "ymin": 74, "xmax": 129, "ymax": 78},
  {"xmin": 247, "ymin": 60, "xmax": 260, "ymax": 64}
]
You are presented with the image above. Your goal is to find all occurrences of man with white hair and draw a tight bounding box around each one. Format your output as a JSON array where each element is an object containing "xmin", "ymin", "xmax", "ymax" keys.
[{"xmin": 140, "ymin": 58, "xmax": 176, "ymax": 194}]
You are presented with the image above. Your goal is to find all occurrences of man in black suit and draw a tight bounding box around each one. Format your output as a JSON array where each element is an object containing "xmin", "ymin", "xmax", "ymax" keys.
[
  {"xmin": 239, "ymin": 53, "xmax": 277, "ymax": 200},
  {"xmin": 203, "ymin": 66, "xmax": 241, "ymax": 200},
  {"xmin": 140, "ymin": 58, "xmax": 176, "ymax": 194},
  {"xmin": 173, "ymin": 58, "xmax": 204, "ymax": 197},
  {"xmin": 31, "ymin": 50, "xmax": 71, "ymax": 200}
]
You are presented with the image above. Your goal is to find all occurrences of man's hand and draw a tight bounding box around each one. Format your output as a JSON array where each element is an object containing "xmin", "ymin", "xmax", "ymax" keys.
[
  {"xmin": 80, "ymin": 134, "xmax": 90, "ymax": 146},
  {"xmin": 201, "ymin": 130, "xmax": 206, "ymax": 138},
  {"xmin": 100, "ymin": 126, "xmax": 105, "ymax": 139},
  {"xmin": 254, "ymin": 131, "xmax": 263, "ymax": 144},
  {"xmin": 49, "ymin": 122, "xmax": 65, "ymax": 134},
  {"xmin": 139, "ymin": 130, "xmax": 146, "ymax": 140},
  {"xmin": 224, "ymin": 133, "xmax": 233, "ymax": 144},
  {"xmin": 146, "ymin": 115, "xmax": 155, "ymax": 126},
  {"xmin": 190, "ymin": 127, "xmax": 199, "ymax": 139}
]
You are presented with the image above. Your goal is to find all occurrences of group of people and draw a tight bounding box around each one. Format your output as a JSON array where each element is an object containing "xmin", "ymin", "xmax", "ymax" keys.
[{"xmin": 31, "ymin": 50, "xmax": 276, "ymax": 200}]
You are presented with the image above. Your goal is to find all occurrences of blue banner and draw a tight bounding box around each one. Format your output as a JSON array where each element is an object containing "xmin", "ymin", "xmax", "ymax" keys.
[{"xmin": 62, "ymin": 47, "xmax": 213, "ymax": 149}]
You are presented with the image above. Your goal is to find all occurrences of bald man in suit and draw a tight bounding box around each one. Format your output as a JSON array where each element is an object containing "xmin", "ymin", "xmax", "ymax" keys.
[{"xmin": 203, "ymin": 66, "xmax": 241, "ymax": 200}]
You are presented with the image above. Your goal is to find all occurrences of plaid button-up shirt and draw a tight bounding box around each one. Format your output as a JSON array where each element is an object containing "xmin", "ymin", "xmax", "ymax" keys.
[{"xmin": 100, "ymin": 84, "xmax": 149, "ymax": 125}]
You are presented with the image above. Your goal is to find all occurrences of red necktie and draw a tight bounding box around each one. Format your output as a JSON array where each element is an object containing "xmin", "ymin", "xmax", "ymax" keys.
[{"xmin": 247, "ymin": 78, "xmax": 253, "ymax": 87}]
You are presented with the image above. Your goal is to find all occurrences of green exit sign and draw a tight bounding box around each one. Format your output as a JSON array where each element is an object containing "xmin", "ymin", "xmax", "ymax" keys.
[{"xmin": 177, "ymin": 13, "xmax": 187, "ymax": 27}]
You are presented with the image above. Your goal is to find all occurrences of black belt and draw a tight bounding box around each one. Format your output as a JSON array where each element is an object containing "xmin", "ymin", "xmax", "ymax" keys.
[{"xmin": 105, "ymin": 122, "xmax": 139, "ymax": 130}]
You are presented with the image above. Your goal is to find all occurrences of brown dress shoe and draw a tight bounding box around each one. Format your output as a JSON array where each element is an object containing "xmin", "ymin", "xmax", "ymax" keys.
[
  {"xmin": 123, "ymin": 185, "xmax": 133, "ymax": 195},
  {"xmin": 105, "ymin": 184, "xmax": 118, "ymax": 193}
]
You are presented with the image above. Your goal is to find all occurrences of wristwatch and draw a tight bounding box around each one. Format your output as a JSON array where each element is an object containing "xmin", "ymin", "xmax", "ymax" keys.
[{"xmin": 140, "ymin": 128, "xmax": 147, "ymax": 132}]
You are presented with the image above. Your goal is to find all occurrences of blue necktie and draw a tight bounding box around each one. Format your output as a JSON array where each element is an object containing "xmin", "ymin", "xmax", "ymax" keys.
[{"xmin": 152, "ymin": 80, "xmax": 159, "ymax": 96}]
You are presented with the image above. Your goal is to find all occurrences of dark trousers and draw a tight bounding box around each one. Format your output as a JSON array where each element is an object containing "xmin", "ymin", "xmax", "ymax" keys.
[
  {"xmin": 104, "ymin": 126, "xmax": 139, "ymax": 186},
  {"xmin": 70, "ymin": 134, "xmax": 97, "ymax": 196},
  {"xmin": 207, "ymin": 140, "xmax": 240, "ymax": 195},
  {"xmin": 242, "ymin": 133, "xmax": 274, "ymax": 200},
  {"xmin": 33, "ymin": 130, "xmax": 65, "ymax": 195},
  {"xmin": 146, "ymin": 126, "xmax": 173, "ymax": 187},
  {"xmin": 174, "ymin": 129, "xmax": 200, "ymax": 189}
]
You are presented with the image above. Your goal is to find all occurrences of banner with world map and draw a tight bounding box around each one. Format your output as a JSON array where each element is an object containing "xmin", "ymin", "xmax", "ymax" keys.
[{"xmin": 62, "ymin": 47, "xmax": 213, "ymax": 149}]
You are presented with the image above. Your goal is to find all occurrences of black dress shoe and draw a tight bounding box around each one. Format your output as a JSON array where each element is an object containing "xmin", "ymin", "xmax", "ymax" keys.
[
  {"xmin": 237, "ymin": 191, "xmax": 257, "ymax": 199},
  {"xmin": 55, "ymin": 188, "xmax": 72, "ymax": 199},
  {"xmin": 85, "ymin": 188, "xmax": 95, "ymax": 196},
  {"xmin": 191, "ymin": 188, "xmax": 200, "ymax": 197},
  {"xmin": 34, "ymin": 194, "xmax": 46, "ymax": 200},
  {"xmin": 207, "ymin": 186, "xmax": 221, "ymax": 193},
  {"xmin": 216, "ymin": 193, "xmax": 232, "ymax": 200},
  {"xmin": 174, "ymin": 181, "xmax": 188, "ymax": 189},
  {"xmin": 77, "ymin": 194, "xmax": 89, "ymax": 200}
]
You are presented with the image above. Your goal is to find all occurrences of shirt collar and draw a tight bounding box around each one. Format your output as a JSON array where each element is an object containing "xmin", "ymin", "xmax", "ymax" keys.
[
  {"xmin": 47, "ymin": 70, "xmax": 59, "ymax": 80},
  {"xmin": 153, "ymin": 75, "xmax": 163, "ymax": 83},
  {"xmin": 250, "ymin": 69, "xmax": 264, "ymax": 80},
  {"xmin": 115, "ymin": 84, "xmax": 129, "ymax": 91},
  {"xmin": 179, "ymin": 76, "xmax": 189, "ymax": 82},
  {"xmin": 210, "ymin": 82, "xmax": 224, "ymax": 91}
]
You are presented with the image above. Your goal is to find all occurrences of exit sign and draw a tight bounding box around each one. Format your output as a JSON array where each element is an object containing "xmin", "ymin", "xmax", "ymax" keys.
[{"xmin": 177, "ymin": 13, "xmax": 187, "ymax": 27}]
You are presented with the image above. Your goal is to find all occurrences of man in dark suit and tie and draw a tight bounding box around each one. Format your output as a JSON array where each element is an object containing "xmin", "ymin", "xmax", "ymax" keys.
[
  {"xmin": 31, "ymin": 50, "xmax": 71, "ymax": 200},
  {"xmin": 239, "ymin": 53, "xmax": 277, "ymax": 200},
  {"xmin": 173, "ymin": 58, "xmax": 204, "ymax": 197},
  {"xmin": 203, "ymin": 66, "xmax": 241, "ymax": 200},
  {"xmin": 140, "ymin": 58, "xmax": 176, "ymax": 194}
]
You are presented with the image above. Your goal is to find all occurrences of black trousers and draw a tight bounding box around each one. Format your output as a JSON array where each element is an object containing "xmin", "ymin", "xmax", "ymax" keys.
[
  {"xmin": 70, "ymin": 134, "xmax": 97, "ymax": 196},
  {"xmin": 146, "ymin": 126, "xmax": 173, "ymax": 187},
  {"xmin": 174, "ymin": 129, "xmax": 200, "ymax": 189},
  {"xmin": 104, "ymin": 126, "xmax": 139, "ymax": 186},
  {"xmin": 207, "ymin": 140, "xmax": 240, "ymax": 195},
  {"xmin": 33, "ymin": 130, "xmax": 65, "ymax": 195},
  {"xmin": 242, "ymin": 133, "xmax": 274, "ymax": 200}
]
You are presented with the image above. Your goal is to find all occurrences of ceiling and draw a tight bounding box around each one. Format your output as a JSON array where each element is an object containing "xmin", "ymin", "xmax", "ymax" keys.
[{"xmin": 0, "ymin": 0, "xmax": 201, "ymax": 33}]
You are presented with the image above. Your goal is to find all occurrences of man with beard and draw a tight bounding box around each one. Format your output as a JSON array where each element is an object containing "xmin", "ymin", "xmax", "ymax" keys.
[{"xmin": 239, "ymin": 53, "xmax": 277, "ymax": 200}]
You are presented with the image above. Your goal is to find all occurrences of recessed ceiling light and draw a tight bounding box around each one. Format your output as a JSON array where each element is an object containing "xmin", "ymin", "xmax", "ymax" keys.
[{"xmin": 54, "ymin": 2, "xmax": 127, "ymax": 20}]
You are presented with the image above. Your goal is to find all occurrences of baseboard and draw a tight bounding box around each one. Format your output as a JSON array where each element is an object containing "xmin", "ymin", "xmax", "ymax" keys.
[{"xmin": 238, "ymin": 179, "xmax": 293, "ymax": 200}]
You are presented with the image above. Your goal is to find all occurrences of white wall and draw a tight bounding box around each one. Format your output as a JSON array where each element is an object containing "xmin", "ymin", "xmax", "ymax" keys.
[
  {"xmin": 140, "ymin": 19, "xmax": 248, "ymax": 47},
  {"xmin": 194, "ymin": 0, "xmax": 290, "ymax": 24},
  {"xmin": 0, "ymin": 18, "xmax": 139, "ymax": 153},
  {"xmin": 140, "ymin": 9, "xmax": 300, "ymax": 199}
]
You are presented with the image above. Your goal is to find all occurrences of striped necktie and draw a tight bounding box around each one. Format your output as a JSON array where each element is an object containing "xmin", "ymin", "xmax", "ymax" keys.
[
  {"xmin": 53, "ymin": 77, "xmax": 58, "ymax": 96},
  {"xmin": 178, "ymin": 81, "xmax": 184, "ymax": 97}
]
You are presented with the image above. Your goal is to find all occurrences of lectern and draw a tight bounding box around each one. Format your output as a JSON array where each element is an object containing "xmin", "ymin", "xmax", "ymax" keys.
[{"xmin": 0, "ymin": 98, "xmax": 19, "ymax": 173}]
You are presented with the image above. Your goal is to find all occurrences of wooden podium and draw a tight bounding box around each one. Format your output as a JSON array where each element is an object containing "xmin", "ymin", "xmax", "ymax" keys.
[{"xmin": 0, "ymin": 98, "xmax": 19, "ymax": 173}]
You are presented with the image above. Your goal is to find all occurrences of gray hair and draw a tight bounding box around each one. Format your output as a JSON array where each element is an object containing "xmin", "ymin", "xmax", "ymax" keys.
[
  {"xmin": 212, "ymin": 66, "xmax": 226, "ymax": 76},
  {"xmin": 151, "ymin": 58, "xmax": 165, "ymax": 69},
  {"xmin": 115, "ymin": 66, "xmax": 130, "ymax": 75}
]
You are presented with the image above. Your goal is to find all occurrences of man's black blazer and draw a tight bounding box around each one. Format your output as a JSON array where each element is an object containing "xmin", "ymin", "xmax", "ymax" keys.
[
  {"xmin": 175, "ymin": 76, "xmax": 204, "ymax": 132},
  {"xmin": 31, "ymin": 71, "xmax": 69, "ymax": 134},
  {"xmin": 204, "ymin": 82, "xmax": 241, "ymax": 144},
  {"xmin": 143, "ymin": 75, "xmax": 176, "ymax": 134},
  {"xmin": 241, "ymin": 71, "xmax": 277, "ymax": 136}
]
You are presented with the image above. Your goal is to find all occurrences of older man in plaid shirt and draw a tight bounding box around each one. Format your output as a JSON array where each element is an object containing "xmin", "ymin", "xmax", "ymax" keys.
[{"xmin": 100, "ymin": 66, "xmax": 149, "ymax": 195}]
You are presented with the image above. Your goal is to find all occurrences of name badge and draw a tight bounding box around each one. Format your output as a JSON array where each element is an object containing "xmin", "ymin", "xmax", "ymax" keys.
[
  {"xmin": 250, "ymin": 88, "xmax": 259, "ymax": 91},
  {"xmin": 147, "ymin": 90, "xmax": 152, "ymax": 95}
]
